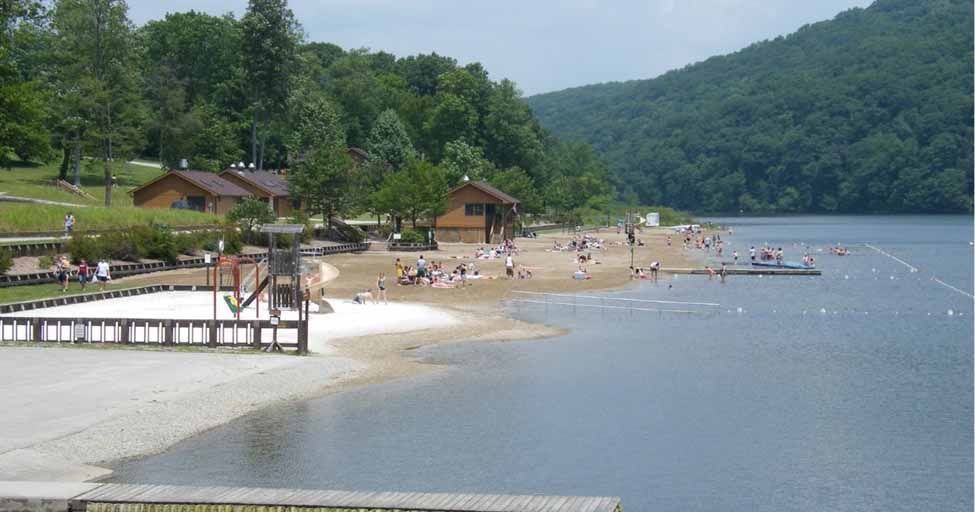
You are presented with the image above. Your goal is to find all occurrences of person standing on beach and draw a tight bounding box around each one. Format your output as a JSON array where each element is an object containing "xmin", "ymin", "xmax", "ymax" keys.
[
  {"xmin": 377, "ymin": 273, "xmax": 388, "ymax": 304},
  {"xmin": 505, "ymin": 253, "xmax": 514, "ymax": 279},
  {"xmin": 749, "ymin": 246, "xmax": 756, "ymax": 262},
  {"xmin": 416, "ymin": 255, "xmax": 427, "ymax": 278},
  {"xmin": 720, "ymin": 263, "xmax": 728, "ymax": 283},
  {"xmin": 733, "ymin": 250, "xmax": 739, "ymax": 265}
]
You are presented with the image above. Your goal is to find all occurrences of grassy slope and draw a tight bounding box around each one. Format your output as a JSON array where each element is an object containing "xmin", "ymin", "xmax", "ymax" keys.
[{"xmin": 0, "ymin": 161, "xmax": 219, "ymax": 232}]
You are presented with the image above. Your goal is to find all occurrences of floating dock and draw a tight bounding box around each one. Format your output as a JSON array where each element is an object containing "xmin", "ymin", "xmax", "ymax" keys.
[
  {"xmin": 663, "ymin": 267, "xmax": 821, "ymax": 276},
  {"xmin": 1, "ymin": 482, "xmax": 622, "ymax": 512}
]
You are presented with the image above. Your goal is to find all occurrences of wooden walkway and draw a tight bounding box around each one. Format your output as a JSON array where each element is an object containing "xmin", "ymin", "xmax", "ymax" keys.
[{"xmin": 72, "ymin": 484, "xmax": 622, "ymax": 512}]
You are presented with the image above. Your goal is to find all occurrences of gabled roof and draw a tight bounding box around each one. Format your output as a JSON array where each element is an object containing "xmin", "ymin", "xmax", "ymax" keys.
[
  {"xmin": 220, "ymin": 169, "xmax": 290, "ymax": 197},
  {"xmin": 131, "ymin": 170, "xmax": 251, "ymax": 197},
  {"xmin": 449, "ymin": 180, "xmax": 520, "ymax": 204}
]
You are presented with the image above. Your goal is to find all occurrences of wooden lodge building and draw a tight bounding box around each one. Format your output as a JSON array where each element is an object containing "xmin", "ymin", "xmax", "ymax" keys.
[
  {"xmin": 130, "ymin": 170, "xmax": 251, "ymax": 215},
  {"xmin": 218, "ymin": 168, "xmax": 295, "ymax": 217},
  {"xmin": 434, "ymin": 180, "xmax": 520, "ymax": 243}
]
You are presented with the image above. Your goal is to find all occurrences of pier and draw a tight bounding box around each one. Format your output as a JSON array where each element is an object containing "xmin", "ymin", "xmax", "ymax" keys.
[{"xmin": 1, "ymin": 482, "xmax": 622, "ymax": 512}]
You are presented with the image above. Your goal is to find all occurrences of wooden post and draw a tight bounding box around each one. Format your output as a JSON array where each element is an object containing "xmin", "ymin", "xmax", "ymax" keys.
[
  {"xmin": 298, "ymin": 288, "xmax": 310, "ymax": 355},
  {"xmin": 163, "ymin": 319, "xmax": 173, "ymax": 346},
  {"xmin": 31, "ymin": 319, "xmax": 42, "ymax": 342},
  {"xmin": 119, "ymin": 319, "xmax": 130, "ymax": 344},
  {"xmin": 252, "ymin": 320, "xmax": 262, "ymax": 349},
  {"xmin": 208, "ymin": 320, "xmax": 218, "ymax": 348}
]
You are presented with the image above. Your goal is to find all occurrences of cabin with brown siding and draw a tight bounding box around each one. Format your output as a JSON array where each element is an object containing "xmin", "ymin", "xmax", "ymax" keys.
[
  {"xmin": 218, "ymin": 169, "xmax": 295, "ymax": 217},
  {"xmin": 435, "ymin": 180, "xmax": 520, "ymax": 243},
  {"xmin": 131, "ymin": 170, "xmax": 251, "ymax": 215}
]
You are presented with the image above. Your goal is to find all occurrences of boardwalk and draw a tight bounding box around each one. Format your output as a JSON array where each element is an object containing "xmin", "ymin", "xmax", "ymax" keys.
[{"xmin": 68, "ymin": 484, "xmax": 623, "ymax": 512}]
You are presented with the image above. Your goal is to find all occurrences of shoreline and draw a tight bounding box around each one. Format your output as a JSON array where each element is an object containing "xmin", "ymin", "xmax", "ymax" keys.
[{"xmin": 0, "ymin": 227, "xmax": 701, "ymax": 482}]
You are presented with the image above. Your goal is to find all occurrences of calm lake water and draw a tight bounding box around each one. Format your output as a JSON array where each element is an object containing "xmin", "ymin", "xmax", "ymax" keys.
[{"xmin": 114, "ymin": 216, "xmax": 973, "ymax": 512}]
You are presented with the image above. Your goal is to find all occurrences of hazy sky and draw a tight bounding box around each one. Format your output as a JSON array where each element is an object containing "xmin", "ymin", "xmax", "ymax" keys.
[{"xmin": 128, "ymin": 0, "xmax": 872, "ymax": 96}]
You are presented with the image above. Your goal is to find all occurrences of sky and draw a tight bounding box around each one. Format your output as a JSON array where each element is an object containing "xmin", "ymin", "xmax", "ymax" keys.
[{"xmin": 128, "ymin": 0, "xmax": 873, "ymax": 96}]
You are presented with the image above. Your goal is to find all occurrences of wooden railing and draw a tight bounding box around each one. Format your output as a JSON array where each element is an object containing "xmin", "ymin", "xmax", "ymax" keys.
[
  {"xmin": 0, "ymin": 315, "xmax": 300, "ymax": 349},
  {"xmin": 0, "ymin": 242, "xmax": 370, "ymax": 288}
]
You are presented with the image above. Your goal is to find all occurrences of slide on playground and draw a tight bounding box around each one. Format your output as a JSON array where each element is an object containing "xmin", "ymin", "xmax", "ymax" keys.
[{"xmin": 241, "ymin": 275, "xmax": 269, "ymax": 309}]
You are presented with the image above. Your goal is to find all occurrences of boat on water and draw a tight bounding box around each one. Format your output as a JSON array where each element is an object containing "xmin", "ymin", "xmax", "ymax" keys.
[{"xmin": 752, "ymin": 260, "xmax": 816, "ymax": 270}]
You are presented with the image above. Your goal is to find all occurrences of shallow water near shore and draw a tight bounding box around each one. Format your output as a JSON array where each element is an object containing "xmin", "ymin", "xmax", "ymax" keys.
[{"xmin": 112, "ymin": 215, "xmax": 973, "ymax": 512}]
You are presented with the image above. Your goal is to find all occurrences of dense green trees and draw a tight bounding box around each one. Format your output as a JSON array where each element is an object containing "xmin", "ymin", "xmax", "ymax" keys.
[
  {"xmin": 4, "ymin": 0, "xmax": 616, "ymax": 227},
  {"xmin": 528, "ymin": 0, "xmax": 973, "ymax": 213}
]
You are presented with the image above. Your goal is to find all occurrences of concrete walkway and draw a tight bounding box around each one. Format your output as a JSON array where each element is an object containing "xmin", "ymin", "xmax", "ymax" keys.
[{"xmin": 0, "ymin": 347, "xmax": 315, "ymax": 481}]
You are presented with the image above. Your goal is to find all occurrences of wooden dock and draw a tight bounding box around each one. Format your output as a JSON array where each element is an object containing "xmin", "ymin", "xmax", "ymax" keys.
[
  {"xmin": 663, "ymin": 267, "xmax": 821, "ymax": 276},
  {"xmin": 67, "ymin": 483, "xmax": 622, "ymax": 512}
]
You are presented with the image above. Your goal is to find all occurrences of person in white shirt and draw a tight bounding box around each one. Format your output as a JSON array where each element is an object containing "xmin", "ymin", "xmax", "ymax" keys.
[
  {"xmin": 505, "ymin": 254, "xmax": 514, "ymax": 278},
  {"xmin": 95, "ymin": 259, "xmax": 111, "ymax": 291}
]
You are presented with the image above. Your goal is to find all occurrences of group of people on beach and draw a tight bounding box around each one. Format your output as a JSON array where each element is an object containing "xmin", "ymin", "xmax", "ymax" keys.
[
  {"xmin": 631, "ymin": 260, "xmax": 661, "ymax": 281},
  {"xmin": 54, "ymin": 256, "xmax": 111, "ymax": 293}
]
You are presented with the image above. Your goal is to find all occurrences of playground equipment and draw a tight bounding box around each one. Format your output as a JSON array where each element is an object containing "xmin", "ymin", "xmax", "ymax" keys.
[
  {"xmin": 260, "ymin": 224, "xmax": 305, "ymax": 311},
  {"xmin": 211, "ymin": 254, "xmax": 261, "ymax": 321}
]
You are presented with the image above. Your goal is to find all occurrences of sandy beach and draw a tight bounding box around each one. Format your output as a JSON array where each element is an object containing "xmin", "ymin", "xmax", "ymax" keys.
[{"xmin": 0, "ymin": 226, "xmax": 699, "ymax": 481}]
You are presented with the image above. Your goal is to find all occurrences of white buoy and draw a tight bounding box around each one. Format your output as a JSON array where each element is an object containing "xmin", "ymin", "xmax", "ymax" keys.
[
  {"xmin": 844, "ymin": 275, "xmax": 849, "ymax": 280},
  {"xmin": 890, "ymin": 275, "xmax": 895, "ymax": 280},
  {"xmin": 820, "ymin": 308, "xmax": 827, "ymax": 314},
  {"xmin": 737, "ymin": 307, "xmax": 743, "ymax": 314},
  {"xmin": 872, "ymin": 268, "xmax": 877, "ymax": 273},
  {"xmin": 947, "ymin": 309, "xmax": 954, "ymax": 316}
]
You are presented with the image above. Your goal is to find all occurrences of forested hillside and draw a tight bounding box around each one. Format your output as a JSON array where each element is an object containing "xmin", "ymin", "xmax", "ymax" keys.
[
  {"xmin": 527, "ymin": 0, "xmax": 973, "ymax": 213},
  {"xmin": 1, "ymin": 0, "xmax": 615, "ymax": 225}
]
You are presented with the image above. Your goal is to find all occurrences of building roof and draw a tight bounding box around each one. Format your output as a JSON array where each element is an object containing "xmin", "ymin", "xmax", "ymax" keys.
[
  {"xmin": 220, "ymin": 169, "xmax": 290, "ymax": 197},
  {"xmin": 130, "ymin": 170, "xmax": 252, "ymax": 197},
  {"xmin": 450, "ymin": 180, "xmax": 520, "ymax": 204}
]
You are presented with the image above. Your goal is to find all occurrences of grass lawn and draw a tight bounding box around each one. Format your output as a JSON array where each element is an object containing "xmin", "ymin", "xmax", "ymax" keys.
[
  {"xmin": 0, "ymin": 202, "xmax": 219, "ymax": 232},
  {"xmin": 1, "ymin": 160, "xmax": 220, "ymax": 233},
  {"xmin": 0, "ymin": 159, "xmax": 164, "ymax": 207},
  {"xmin": 0, "ymin": 281, "xmax": 125, "ymax": 304}
]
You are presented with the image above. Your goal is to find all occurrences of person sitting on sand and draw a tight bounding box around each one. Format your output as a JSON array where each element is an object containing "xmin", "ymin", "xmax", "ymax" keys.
[
  {"xmin": 573, "ymin": 265, "xmax": 591, "ymax": 280},
  {"xmin": 353, "ymin": 289, "xmax": 376, "ymax": 304}
]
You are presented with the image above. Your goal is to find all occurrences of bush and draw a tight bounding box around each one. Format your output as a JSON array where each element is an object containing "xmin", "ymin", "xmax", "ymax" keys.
[
  {"xmin": 0, "ymin": 247, "xmax": 12, "ymax": 274},
  {"xmin": 202, "ymin": 227, "xmax": 242, "ymax": 255},
  {"xmin": 397, "ymin": 228, "xmax": 428, "ymax": 244},
  {"xmin": 66, "ymin": 232, "xmax": 102, "ymax": 264}
]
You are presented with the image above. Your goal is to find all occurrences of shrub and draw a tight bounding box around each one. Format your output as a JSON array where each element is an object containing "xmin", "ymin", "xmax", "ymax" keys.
[
  {"xmin": 397, "ymin": 228, "xmax": 428, "ymax": 244},
  {"xmin": 66, "ymin": 232, "xmax": 102, "ymax": 264},
  {"xmin": 146, "ymin": 227, "xmax": 179, "ymax": 264},
  {"xmin": 0, "ymin": 247, "xmax": 12, "ymax": 274},
  {"xmin": 202, "ymin": 227, "xmax": 242, "ymax": 255}
]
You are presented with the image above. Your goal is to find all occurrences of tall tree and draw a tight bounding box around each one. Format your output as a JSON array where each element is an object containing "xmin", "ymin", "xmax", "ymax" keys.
[
  {"xmin": 241, "ymin": 0, "xmax": 299, "ymax": 169},
  {"xmin": 364, "ymin": 109, "xmax": 415, "ymax": 173},
  {"xmin": 0, "ymin": 0, "xmax": 49, "ymax": 167},
  {"xmin": 51, "ymin": 0, "xmax": 144, "ymax": 205},
  {"xmin": 372, "ymin": 159, "xmax": 448, "ymax": 229}
]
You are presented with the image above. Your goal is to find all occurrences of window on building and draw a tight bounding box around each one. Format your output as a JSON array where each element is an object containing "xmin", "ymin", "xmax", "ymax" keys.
[{"xmin": 465, "ymin": 203, "xmax": 484, "ymax": 216}]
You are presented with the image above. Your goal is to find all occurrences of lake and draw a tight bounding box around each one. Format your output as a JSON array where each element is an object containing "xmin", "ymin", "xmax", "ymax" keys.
[{"xmin": 113, "ymin": 215, "xmax": 974, "ymax": 512}]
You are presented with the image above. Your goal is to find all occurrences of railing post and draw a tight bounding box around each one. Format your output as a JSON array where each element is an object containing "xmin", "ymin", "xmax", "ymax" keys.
[
  {"xmin": 31, "ymin": 319, "xmax": 42, "ymax": 342},
  {"xmin": 251, "ymin": 320, "xmax": 263, "ymax": 349},
  {"xmin": 119, "ymin": 319, "xmax": 130, "ymax": 344},
  {"xmin": 163, "ymin": 320, "xmax": 173, "ymax": 346},
  {"xmin": 208, "ymin": 320, "xmax": 218, "ymax": 348}
]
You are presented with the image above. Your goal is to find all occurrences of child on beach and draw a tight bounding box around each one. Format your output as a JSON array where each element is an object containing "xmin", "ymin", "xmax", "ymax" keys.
[{"xmin": 377, "ymin": 273, "xmax": 388, "ymax": 304}]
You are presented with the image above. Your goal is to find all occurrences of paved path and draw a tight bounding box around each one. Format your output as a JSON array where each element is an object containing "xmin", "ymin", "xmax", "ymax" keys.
[
  {"xmin": 0, "ymin": 347, "xmax": 309, "ymax": 481},
  {"xmin": 0, "ymin": 195, "xmax": 86, "ymax": 208}
]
